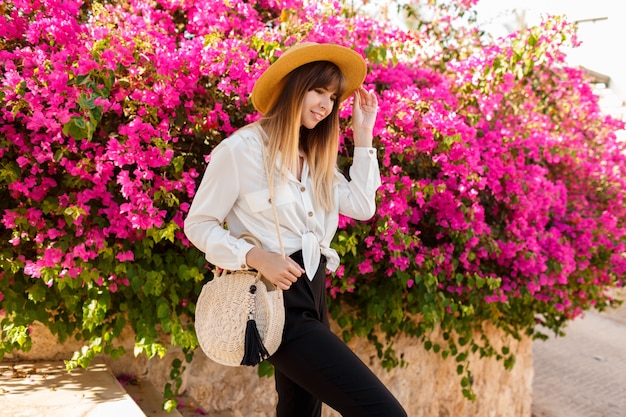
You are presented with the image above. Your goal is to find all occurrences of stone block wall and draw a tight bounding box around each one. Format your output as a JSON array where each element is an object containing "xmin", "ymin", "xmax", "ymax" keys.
[{"xmin": 6, "ymin": 321, "xmax": 532, "ymax": 417}]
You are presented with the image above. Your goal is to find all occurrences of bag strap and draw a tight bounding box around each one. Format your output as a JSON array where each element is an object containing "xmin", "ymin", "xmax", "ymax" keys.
[
  {"xmin": 267, "ymin": 178, "xmax": 285, "ymax": 259},
  {"xmin": 260, "ymin": 130, "xmax": 285, "ymax": 259}
]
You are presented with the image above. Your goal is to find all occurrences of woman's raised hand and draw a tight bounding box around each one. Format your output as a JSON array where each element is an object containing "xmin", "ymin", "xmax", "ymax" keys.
[{"xmin": 351, "ymin": 86, "xmax": 379, "ymax": 148}]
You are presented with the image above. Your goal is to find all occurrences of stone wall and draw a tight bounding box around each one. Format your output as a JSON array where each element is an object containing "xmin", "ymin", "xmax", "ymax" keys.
[{"xmin": 6, "ymin": 321, "xmax": 533, "ymax": 417}]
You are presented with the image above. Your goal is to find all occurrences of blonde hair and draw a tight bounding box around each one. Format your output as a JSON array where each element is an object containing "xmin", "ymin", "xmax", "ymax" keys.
[{"xmin": 259, "ymin": 61, "xmax": 347, "ymax": 212}]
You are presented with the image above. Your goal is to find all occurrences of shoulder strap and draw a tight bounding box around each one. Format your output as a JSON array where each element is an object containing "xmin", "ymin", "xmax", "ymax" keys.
[{"xmin": 258, "ymin": 126, "xmax": 285, "ymax": 258}]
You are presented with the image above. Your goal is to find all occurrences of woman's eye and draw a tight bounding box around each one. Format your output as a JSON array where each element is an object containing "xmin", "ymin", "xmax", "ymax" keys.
[{"xmin": 312, "ymin": 88, "xmax": 337, "ymax": 102}]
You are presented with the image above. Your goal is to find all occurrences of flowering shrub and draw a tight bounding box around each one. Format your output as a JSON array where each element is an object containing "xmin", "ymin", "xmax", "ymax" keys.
[
  {"xmin": 1, "ymin": 0, "xmax": 624, "ymax": 407},
  {"xmin": 330, "ymin": 8, "xmax": 626, "ymax": 398}
]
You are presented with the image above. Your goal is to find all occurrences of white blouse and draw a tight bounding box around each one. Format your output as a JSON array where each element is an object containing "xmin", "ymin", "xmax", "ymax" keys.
[{"xmin": 183, "ymin": 124, "xmax": 382, "ymax": 279}]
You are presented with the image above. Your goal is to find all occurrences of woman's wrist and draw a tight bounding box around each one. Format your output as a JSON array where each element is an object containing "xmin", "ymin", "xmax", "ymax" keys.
[
  {"xmin": 245, "ymin": 246, "xmax": 263, "ymax": 270},
  {"xmin": 352, "ymin": 130, "xmax": 373, "ymax": 148}
]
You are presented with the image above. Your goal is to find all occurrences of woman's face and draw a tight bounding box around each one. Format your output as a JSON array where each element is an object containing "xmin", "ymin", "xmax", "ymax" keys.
[{"xmin": 300, "ymin": 87, "xmax": 337, "ymax": 129}]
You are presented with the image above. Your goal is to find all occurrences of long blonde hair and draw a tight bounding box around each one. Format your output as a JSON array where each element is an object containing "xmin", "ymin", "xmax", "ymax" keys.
[{"xmin": 259, "ymin": 61, "xmax": 347, "ymax": 212}]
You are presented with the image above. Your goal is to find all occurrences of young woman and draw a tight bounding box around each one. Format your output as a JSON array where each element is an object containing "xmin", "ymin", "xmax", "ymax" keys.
[{"xmin": 184, "ymin": 42, "xmax": 407, "ymax": 417}]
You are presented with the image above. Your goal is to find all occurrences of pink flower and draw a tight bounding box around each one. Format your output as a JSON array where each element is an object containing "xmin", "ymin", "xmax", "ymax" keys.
[
  {"xmin": 116, "ymin": 250, "xmax": 135, "ymax": 262},
  {"xmin": 357, "ymin": 259, "xmax": 374, "ymax": 274}
]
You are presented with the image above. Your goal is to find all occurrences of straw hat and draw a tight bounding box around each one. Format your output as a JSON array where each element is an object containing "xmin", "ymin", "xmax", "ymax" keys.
[{"xmin": 251, "ymin": 42, "xmax": 367, "ymax": 114}]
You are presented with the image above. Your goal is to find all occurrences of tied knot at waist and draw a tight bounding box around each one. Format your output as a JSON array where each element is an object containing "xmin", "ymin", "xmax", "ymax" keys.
[{"xmin": 301, "ymin": 231, "xmax": 321, "ymax": 281}]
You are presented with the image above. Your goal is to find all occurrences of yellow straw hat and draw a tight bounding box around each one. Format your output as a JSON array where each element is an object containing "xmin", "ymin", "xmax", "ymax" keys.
[{"xmin": 251, "ymin": 42, "xmax": 367, "ymax": 114}]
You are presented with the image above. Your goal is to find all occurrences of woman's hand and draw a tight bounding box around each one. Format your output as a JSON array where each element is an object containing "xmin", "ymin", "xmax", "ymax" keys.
[
  {"xmin": 351, "ymin": 86, "xmax": 379, "ymax": 148},
  {"xmin": 246, "ymin": 247, "xmax": 304, "ymax": 290}
]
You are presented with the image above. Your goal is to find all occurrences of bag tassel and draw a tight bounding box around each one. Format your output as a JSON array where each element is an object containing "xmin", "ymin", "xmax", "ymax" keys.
[{"xmin": 241, "ymin": 284, "xmax": 270, "ymax": 366}]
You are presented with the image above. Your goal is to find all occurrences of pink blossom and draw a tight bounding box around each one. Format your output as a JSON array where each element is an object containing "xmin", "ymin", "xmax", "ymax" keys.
[
  {"xmin": 116, "ymin": 251, "xmax": 135, "ymax": 262},
  {"xmin": 358, "ymin": 259, "xmax": 374, "ymax": 274}
]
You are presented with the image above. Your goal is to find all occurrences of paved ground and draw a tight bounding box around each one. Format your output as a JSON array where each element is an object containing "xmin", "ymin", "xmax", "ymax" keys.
[
  {"xmin": 0, "ymin": 360, "xmax": 146, "ymax": 417},
  {"xmin": 531, "ymin": 289, "xmax": 626, "ymax": 417}
]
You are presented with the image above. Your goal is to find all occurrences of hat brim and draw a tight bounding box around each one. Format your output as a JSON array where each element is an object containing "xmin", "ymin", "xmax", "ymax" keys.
[{"xmin": 251, "ymin": 43, "xmax": 367, "ymax": 115}]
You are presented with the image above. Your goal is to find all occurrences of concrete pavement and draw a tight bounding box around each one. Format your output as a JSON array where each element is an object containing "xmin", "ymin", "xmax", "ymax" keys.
[
  {"xmin": 0, "ymin": 359, "xmax": 184, "ymax": 417},
  {"xmin": 532, "ymin": 293, "xmax": 626, "ymax": 417},
  {"xmin": 0, "ymin": 360, "xmax": 146, "ymax": 417}
]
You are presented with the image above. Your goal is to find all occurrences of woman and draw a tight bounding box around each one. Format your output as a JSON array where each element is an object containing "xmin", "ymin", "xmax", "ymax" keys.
[{"xmin": 184, "ymin": 42, "xmax": 407, "ymax": 417}]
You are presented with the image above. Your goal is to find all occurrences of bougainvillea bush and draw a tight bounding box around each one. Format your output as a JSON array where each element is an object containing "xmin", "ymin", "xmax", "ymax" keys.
[
  {"xmin": 1, "ymin": 0, "xmax": 625, "ymax": 406},
  {"xmin": 331, "ymin": 9, "xmax": 626, "ymax": 396}
]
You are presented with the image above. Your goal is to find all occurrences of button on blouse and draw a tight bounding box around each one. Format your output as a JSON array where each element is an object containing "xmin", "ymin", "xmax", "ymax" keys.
[{"xmin": 184, "ymin": 124, "xmax": 382, "ymax": 279}]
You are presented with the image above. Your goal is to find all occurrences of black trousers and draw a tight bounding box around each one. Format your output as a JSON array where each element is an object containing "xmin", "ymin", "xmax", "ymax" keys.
[{"xmin": 268, "ymin": 251, "xmax": 407, "ymax": 417}]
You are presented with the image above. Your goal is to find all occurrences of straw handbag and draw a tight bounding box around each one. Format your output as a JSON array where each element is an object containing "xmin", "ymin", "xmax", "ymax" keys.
[
  {"xmin": 195, "ymin": 233, "xmax": 285, "ymax": 366},
  {"xmin": 195, "ymin": 152, "xmax": 286, "ymax": 366}
]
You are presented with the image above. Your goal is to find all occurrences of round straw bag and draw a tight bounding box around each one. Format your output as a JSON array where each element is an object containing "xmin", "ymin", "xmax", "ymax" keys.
[{"xmin": 195, "ymin": 234, "xmax": 285, "ymax": 366}]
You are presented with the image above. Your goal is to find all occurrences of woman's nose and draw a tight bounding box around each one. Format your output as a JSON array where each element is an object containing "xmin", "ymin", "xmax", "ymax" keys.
[{"xmin": 321, "ymin": 95, "xmax": 332, "ymax": 111}]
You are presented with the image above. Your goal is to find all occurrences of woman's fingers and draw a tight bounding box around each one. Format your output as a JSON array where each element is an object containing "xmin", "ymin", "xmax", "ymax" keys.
[
  {"xmin": 358, "ymin": 87, "xmax": 377, "ymax": 109},
  {"xmin": 353, "ymin": 87, "xmax": 378, "ymax": 116},
  {"xmin": 274, "ymin": 259, "xmax": 304, "ymax": 289},
  {"xmin": 355, "ymin": 87, "xmax": 362, "ymax": 105},
  {"xmin": 256, "ymin": 252, "xmax": 304, "ymax": 289},
  {"xmin": 278, "ymin": 280, "xmax": 294, "ymax": 290},
  {"xmin": 246, "ymin": 247, "xmax": 307, "ymax": 289},
  {"xmin": 287, "ymin": 257, "xmax": 305, "ymax": 276}
]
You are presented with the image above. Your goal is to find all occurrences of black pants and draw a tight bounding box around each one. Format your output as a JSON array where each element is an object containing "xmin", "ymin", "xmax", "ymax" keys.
[{"xmin": 268, "ymin": 251, "xmax": 407, "ymax": 417}]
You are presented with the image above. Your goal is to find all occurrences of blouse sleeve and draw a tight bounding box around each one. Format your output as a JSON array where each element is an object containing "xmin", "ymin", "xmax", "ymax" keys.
[
  {"xmin": 183, "ymin": 142, "xmax": 254, "ymax": 270},
  {"xmin": 337, "ymin": 147, "xmax": 382, "ymax": 220}
]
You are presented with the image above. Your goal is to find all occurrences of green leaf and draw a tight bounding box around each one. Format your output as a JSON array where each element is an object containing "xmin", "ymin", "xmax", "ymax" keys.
[
  {"xmin": 258, "ymin": 360, "xmax": 275, "ymax": 378},
  {"xmin": 78, "ymin": 93, "xmax": 96, "ymax": 110},
  {"xmin": 163, "ymin": 399, "xmax": 178, "ymax": 412},
  {"xmin": 27, "ymin": 281, "xmax": 47, "ymax": 303},
  {"xmin": 504, "ymin": 354, "xmax": 516, "ymax": 370},
  {"xmin": 63, "ymin": 117, "xmax": 88, "ymax": 140},
  {"xmin": 74, "ymin": 74, "xmax": 90, "ymax": 85},
  {"xmin": 157, "ymin": 299, "xmax": 170, "ymax": 319},
  {"xmin": 130, "ymin": 274, "xmax": 143, "ymax": 292},
  {"xmin": 90, "ymin": 106, "xmax": 103, "ymax": 123}
]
